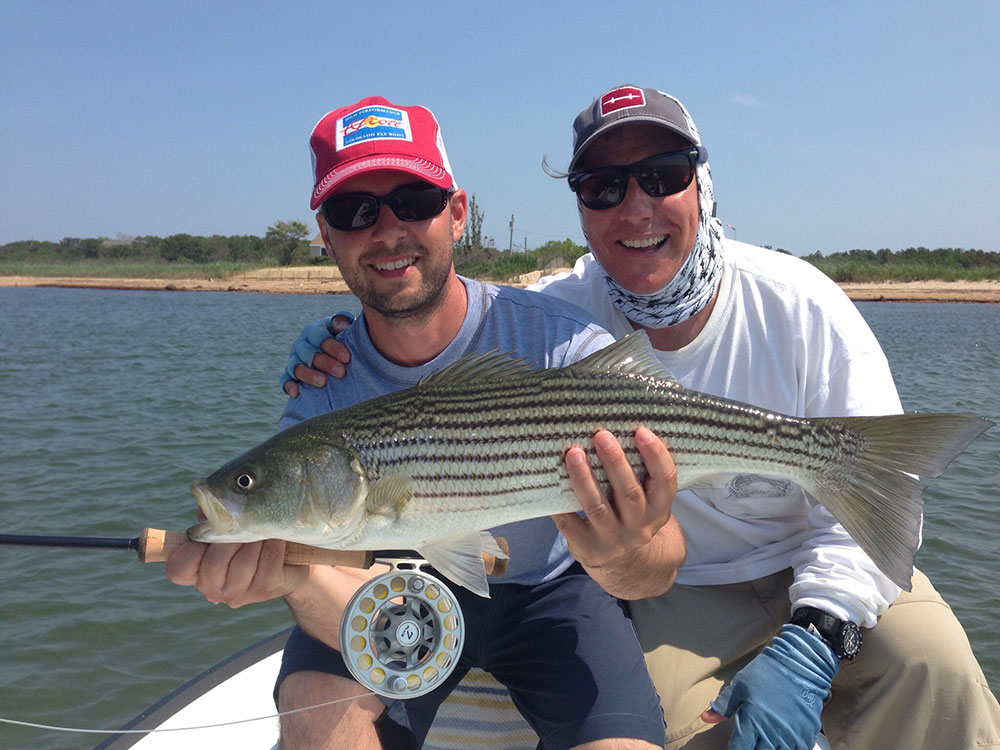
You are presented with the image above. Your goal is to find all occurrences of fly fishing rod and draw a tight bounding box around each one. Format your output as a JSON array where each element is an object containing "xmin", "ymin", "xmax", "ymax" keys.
[
  {"xmin": 0, "ymin": 528, "xmax": 509, "ymax": 575},
  {"xmin": 2, "ymin": 528, "xmax": 508, "ymax": 700}
]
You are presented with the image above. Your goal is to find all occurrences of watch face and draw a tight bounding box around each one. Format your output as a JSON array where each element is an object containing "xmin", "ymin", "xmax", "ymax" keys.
[{"xmin": 840, "ymin": 625, "xmax": 862, "ymax": 658}]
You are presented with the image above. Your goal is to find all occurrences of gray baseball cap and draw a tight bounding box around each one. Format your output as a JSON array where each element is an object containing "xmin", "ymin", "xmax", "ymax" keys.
[{"xmin": 569, "ymin": 85, "xmax": 701, "ymax": 171}]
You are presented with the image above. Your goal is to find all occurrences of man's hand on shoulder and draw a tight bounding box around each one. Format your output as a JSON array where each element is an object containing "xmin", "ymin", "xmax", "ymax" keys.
[{"xmin": 281, "ymin": 313, "xmax": 356, "ymax": 397}]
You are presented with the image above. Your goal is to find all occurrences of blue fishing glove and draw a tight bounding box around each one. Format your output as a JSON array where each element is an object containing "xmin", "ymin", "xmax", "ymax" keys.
[
  {"xmin": 711, "ymin": 624, "xmax": 839, "ymax": 750},
  {"xmin": 279, "ymin": 312, "xmax": 355, "ymax": 391}
]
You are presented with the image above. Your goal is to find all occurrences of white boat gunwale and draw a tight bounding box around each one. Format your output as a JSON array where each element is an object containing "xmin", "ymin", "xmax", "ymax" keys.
[{"xmin": 94, "ymin": 627, "xmax": 292, "ymax": 749}]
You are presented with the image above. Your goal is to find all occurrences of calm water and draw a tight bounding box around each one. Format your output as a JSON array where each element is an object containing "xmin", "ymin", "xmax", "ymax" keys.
[{"xmin": 0, "ymin": 288, "xmax": 997, "ymax": 748}]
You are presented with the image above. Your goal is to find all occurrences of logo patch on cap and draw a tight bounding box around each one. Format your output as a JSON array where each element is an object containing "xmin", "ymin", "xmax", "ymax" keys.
[
  {"xmin": 337, "ymin": 105, "xmax": 412, "ymax": 150},
  {"xmin": 600, "ymin": 86, "xmax": 645, "ymax": 116}
]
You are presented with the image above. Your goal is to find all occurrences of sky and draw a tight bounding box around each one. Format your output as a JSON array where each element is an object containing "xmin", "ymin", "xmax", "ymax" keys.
[{"xmin": 2, "ymin": 0, "xmax": 998, "ymax": 256}]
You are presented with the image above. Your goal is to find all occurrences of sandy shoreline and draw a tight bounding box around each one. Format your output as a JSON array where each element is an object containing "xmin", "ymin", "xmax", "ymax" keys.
[{"xmin": 2, "ymin": 268, "xmax": 999, "ymax": 303}]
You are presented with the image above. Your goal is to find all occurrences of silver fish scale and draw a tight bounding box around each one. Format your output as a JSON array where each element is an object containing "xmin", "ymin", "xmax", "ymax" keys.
[{"xmin": 328, "ymin": 369, "xmax": 851, "ymax": 511}]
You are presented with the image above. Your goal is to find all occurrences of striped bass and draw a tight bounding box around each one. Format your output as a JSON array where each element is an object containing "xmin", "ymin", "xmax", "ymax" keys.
[{"xmin": 188, "ymin": 331, "xmax": 991, "ymax": 595}]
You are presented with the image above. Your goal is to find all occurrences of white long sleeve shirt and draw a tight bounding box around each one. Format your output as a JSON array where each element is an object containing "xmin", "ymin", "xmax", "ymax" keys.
[{"xmin": 531, "ymin": 240, "xmax": 903, "ymax": 625}]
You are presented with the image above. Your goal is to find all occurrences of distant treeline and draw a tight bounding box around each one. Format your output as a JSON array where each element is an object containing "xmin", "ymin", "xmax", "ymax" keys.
[
  {"xmin": 2, "ymin": 231, "xmax": 997, "ymax": 283},
  {"xmin": 0, "ymin": 227, "xmax": 592, "ymax": 281},
  {"xmin": 0, "ymin": 221, "xmax": 311, "ymax": 268},
  {"xmin": 800, "ymin": 246, "xmax": 1000, "ymax": 282},
  {"xmin": 455, "ymin": 237, "xmax": 589, "ymax": 280}
]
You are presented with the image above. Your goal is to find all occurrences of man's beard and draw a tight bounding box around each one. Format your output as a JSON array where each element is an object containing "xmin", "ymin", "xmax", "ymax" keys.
[{"xmin": 337, "ymin": 244, "xmax": 454, "ymax": 322}]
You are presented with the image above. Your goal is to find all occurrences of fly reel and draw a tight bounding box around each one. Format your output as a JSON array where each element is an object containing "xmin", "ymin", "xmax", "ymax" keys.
[{"xmin": 340, "ymin": 560, "xmax": 465, "ymax": 699}]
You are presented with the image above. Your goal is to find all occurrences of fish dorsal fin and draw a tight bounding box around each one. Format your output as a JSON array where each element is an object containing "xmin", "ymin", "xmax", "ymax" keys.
[
  {"xmin": 418, "ymin": 349, "xmax": 537, "ymax": 387},
  {"xmin": 567, "ymin": 330, "xmax": 680, "ymax": 383}
]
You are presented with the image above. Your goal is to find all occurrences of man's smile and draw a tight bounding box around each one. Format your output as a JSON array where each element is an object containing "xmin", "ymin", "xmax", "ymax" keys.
[
  {"xmin": 620, "ymin": 235, "xmax": 668, "ymax": 252},
  {"xmin": 369, "ymin": 255, "xmax": 418, "ymax": 273}
]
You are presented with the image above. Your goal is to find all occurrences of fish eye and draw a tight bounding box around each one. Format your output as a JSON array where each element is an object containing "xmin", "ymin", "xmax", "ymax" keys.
[{"xmin": 234, "ymin": 471, "xmax": 256, "ymax": 492}]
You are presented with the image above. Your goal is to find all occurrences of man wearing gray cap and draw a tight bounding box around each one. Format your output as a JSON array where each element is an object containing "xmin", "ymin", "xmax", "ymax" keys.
[
  {"xmin": 548, "ymin": 84, "xmax": 1000, "ymax": 749},
  {"xmin": 285, "ymin": 84, "xmax": 1000, "ymax": 749}
]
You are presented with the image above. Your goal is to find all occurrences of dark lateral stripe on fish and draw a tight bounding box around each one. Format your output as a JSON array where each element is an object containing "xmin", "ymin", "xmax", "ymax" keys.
[
  {"xmin": 354, "ymin": 442, "xmax": 815, "ymax": 495},
  {"xmin": 346, "ymin": 418, "xmax": 836, "ymax": 467},
  {"xmin": 376, "ymin": 461, "xmax": 559, "ymax": 482},
  {"xmin": 411, "ymin": 483, "xmax": 564, "ymax": 503},
  {"xmin": 344, "ymin": 407, "xmax": 799, "ymax": 437},
  {"xmin": 349, "ymin": 442, "xmax": 831, "ymax": 479},
  {"xmin": 334, "ymin": 378, "xmax": 660, "ymax": 412},
  {"xmin": 346, "ymin": 386, "xmax": 806, "ymax": 423}
]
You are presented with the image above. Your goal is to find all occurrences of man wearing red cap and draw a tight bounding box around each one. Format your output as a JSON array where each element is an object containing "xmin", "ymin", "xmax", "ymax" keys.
[
  {"xmin": 284, "ymin": 86, "xmax": 1000, "ymax": 750},
  {"xmin": 168, "ymin": 96, "xmax": 676, "ymax": 750}
]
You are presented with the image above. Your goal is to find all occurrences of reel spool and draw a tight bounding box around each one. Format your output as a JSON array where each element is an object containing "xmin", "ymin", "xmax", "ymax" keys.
[{"xmin": 340, "ymin": 561, "xmax": 465, "ymax": 699}]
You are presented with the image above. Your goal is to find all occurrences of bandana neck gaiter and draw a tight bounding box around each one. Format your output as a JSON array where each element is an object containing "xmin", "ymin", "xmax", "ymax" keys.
[{"xmin": 595, "ymin": 154, "xmax": 725, "ymax": 329}]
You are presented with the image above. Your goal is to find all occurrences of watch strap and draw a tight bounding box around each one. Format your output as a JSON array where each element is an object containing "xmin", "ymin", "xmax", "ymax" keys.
[{"xmin": 789, "ymin": 606, "xmax": 861, "ymax": 660}]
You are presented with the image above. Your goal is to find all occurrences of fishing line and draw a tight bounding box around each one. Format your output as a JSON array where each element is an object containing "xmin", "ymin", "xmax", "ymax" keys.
[{"xmin": 0, "ymin": 692, "xmax": 367, "ymax": 736}]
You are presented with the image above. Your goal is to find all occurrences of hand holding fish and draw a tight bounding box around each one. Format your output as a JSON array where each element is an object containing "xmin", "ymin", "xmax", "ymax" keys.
[
  {"xmin": 556, "ymin": 427, "xmax": 685, "ymax": 599},
  {"xmin": 165, "ymin": 503, "xmax": 391, "ymax": 614},
  {"xmin": 165, "ymin": 537, "xmax": 313, "ymax": 608},
  {"xmin": 165, "ymin": 536, "xmax": 390, "ymax": 649}
]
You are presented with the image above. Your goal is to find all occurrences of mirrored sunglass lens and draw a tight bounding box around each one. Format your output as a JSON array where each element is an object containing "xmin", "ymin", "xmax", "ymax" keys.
[
  {"xmin": 326, "ymin": 196, "xmax": 378, "ymax": 230},
  {"xmin": 387, "ymin": 187, "xmax": 446, "ymax": 221},
  {"xmin": 578, "ymin": 171, "xmax": 626, "ymax": 208},
  {"xmin": 635, "ymin": 156, "xmax": 693, "ymax": 197}
]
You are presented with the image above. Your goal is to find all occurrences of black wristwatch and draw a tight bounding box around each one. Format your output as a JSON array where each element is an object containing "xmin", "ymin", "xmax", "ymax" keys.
[{"xmin": 789, "ymin": 606, "xmax": 862, "ymax": 661}]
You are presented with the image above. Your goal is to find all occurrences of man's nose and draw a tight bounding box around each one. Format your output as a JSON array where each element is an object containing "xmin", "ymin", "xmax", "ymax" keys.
[
  {"xmin": 369, "ymin": 202, "xmax": 408, "ymax": 243},
  {"xmin": 615, "ymin": 177, "xmax": 656, "ymax": 221}
]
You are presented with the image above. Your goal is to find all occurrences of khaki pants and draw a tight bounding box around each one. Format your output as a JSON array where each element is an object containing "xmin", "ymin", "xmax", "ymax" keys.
[{"xmin": 627, "ymin": 568, "xmax": 1000, "ymax": 749}]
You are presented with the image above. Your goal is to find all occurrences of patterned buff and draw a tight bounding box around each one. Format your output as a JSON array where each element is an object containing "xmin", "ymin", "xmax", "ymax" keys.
[{"xmin": 595, "ymin": 110, "xmax": 726, "ymax": 329}]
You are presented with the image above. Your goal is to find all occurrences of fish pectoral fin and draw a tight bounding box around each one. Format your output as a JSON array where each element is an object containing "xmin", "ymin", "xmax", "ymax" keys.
[
  {"xmin": 477, "ymin": 530, "xmax": 508, "ymax": 561},
  {"xmin": 186, "ymin": 521, "xmax": 217, "ymax": 541},
  {"xmin": 366, "ymin": 474, "xmax": 413, "ymax": 517},
  {"xmin": 419, "ymin": 531, "xmax": 503, "ymax": 599}
]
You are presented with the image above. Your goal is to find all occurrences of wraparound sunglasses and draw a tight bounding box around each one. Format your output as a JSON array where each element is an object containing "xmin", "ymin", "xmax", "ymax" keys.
[
  {"xmin": 567, "ymin": 145, "xmax": 707, "ymax": 210},
  {"xmin": 322, "ymin": 183, "xmax": 453, "ymax": 231}
]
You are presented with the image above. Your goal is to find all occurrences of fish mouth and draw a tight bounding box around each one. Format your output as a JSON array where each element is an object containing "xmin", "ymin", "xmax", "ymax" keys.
[{"xmin": 190, "ymin": 481, "xmax": 237, "ymax": 535}]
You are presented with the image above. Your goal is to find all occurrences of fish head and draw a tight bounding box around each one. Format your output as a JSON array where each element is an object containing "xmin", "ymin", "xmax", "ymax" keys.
[{"xmin": 187, "ymin": 428, "xmax": 370, "ymax": 547}]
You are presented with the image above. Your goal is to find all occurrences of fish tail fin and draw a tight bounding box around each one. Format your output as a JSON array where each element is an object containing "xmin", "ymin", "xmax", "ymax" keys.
[{"xmin": 809, "ymin": 413, "xmax": 992, "ymax": 592}]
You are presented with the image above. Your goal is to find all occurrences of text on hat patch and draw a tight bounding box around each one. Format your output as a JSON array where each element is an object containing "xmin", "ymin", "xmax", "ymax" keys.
[{"xmin": 337, "ymin": 105, "xmax": 413, "ymax": 151}]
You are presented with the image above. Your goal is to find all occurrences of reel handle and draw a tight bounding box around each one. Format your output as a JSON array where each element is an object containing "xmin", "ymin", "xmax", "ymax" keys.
[{"xmin": 138, "ymin": 528, "xmax": 508, "ymax": 576}]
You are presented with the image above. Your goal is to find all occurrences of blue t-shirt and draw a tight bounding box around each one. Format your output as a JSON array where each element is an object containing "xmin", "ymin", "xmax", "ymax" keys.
[{"xmin": 280, "ymin": 277, "xmax": 614, "ymax": 584}]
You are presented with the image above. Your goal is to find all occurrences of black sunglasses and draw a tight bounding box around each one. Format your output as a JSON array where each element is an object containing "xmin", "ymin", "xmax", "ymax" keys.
[
  {"xmin": 567, "ymin": 146, "xmax": 706, "ymax": 210},
  {"xmin": 321, "ymin": 182, "xmax": 453, "ymax": 231}
]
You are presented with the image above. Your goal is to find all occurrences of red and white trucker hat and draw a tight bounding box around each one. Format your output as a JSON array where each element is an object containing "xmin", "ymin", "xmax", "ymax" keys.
[{"xmin": 309, "ymin": 96, "xmax": 456, "ymax": 209}]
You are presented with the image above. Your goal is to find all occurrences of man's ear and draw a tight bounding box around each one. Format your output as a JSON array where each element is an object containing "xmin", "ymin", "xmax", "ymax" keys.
[
  {"xmin": 449, "ymin": 188, "xmax": 468, "ymax": 243},
  {"xmin": 316, "ymin": 212, "xmax": 337, "ymax": 260}
]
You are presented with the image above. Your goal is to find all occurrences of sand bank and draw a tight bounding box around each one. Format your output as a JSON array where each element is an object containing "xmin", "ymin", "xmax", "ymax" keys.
[{"xmin": 2, "ymin": 268, "xmax": 999, "ymax": 303}]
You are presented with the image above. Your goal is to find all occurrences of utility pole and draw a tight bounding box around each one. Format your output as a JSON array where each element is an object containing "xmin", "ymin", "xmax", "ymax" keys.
[{"xmin": 508, "ymin": 215, "xmax": 514, "ymax": 253}]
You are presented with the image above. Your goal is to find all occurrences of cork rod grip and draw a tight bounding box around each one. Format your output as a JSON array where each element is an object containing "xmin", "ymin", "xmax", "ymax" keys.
[{"xmin": 137, "ymin": 528, "xmax": 507, "ymax": 577}]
